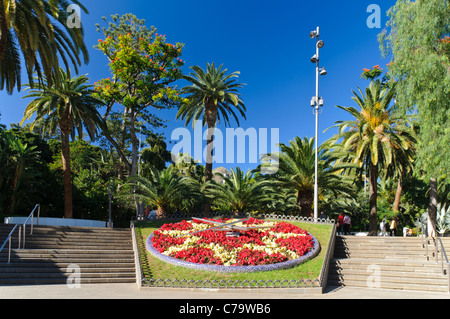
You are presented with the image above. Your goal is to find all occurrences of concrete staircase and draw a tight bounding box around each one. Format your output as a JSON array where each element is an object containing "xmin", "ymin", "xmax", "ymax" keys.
[
  {"xmin": 0, "ymin": 224, "xmax": 136, "ymax": 285},
  {"xmin": 328, "ymin": 235, "xmax": 450, "ymax": 293}
]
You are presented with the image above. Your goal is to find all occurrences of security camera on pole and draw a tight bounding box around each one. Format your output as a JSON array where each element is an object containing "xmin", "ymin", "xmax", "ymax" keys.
[{"xmin": 309, "ymin": 27, "xmax": 326, "ymax": 221}]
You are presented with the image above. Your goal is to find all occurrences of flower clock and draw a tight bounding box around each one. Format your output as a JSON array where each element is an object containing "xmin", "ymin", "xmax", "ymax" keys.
[{"xmin": 146, "ymin": 217, "xmax": 320, "ymax": 273}]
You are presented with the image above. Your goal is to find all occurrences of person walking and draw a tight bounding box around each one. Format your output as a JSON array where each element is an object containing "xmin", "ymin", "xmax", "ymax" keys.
[
  {"xmin": 343, "ymin": 213, "xmax": 351, "ymax": 235},
  {"xmin": 389, "ymin": 217, "xmax": 398, "ymax": 236},
  {"xmin": 319, "ymin": 211, "xmax": 327, "ymax": 220},
  {"xmin": 379, "ymin": 219, "xmax": 387, "ymax": 236},
  {"xmin": 337, "ymin": 213, "xmax": 344, "ymax": 235}
]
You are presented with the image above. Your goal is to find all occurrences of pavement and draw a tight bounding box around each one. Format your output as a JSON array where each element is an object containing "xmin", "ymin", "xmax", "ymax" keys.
[{"xmin": 0, "ymin": 283, "xmax": 448, "ymax": 299}]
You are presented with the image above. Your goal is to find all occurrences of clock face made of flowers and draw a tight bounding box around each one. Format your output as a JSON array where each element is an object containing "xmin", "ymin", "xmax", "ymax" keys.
[
  {"xmin": 175, "ymin": 217, "xmax": 276, "ymax": 238},
  {"xmin": 147, "ymin": 217, "xmax": 320, "ymax": 273}
]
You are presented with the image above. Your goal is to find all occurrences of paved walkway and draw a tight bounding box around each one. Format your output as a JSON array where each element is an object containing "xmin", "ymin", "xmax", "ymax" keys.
[{"xmin": 0, "ymin": 283, "xmax": 448, "ymax": 299}]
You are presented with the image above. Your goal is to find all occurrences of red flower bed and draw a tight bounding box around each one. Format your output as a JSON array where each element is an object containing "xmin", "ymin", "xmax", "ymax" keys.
[{"xmin": 151, "ymin": 218, "xmax": 315, "ymax": 267}]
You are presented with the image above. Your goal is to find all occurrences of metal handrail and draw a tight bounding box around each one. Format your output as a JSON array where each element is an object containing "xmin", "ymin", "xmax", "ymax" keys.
[
  {"xmin": 418, "ymin": 217, "xmax": 450, "ymax": 293},
  {"xmin": 436, "ymin": 237, "xmax": 450, "ymax": 293},
  {"xmin": 418, "ymin": 217, "xmax": 429, "ymax": 260},
  {"xmin": 0, "ymin": 204, "xmax": 40, "ymax": 263}
]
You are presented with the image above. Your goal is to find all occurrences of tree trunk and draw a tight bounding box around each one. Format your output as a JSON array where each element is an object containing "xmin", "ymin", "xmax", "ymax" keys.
[
  {"xmin": 128, "ymin": 112, "xmax": 143, "ymax": 218},
  {"xmin": 393, "ymin": 176, "xmax": 403, "ymax": 212},
  {"xmin": 428, "ymin": 177, "xmax": 437, "ymax": 238},
  {"xmin": 368, "ymin": 162, "xmax": 378, "ymax": 236},
  {"xmin": 298, "ymin": 190, "xmax": 314, "ymax": 218},
  {"xmin": 60, "ymin": 126, "xmax": 73, "ymax": 219}
]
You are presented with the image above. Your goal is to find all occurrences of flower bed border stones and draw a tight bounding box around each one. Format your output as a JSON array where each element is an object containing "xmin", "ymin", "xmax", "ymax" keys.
[{"xmin": 145, "ymin": 219, "xmax": 321, "ymax": 273}]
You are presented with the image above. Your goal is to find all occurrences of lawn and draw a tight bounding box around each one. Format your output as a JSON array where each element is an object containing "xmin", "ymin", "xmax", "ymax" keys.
[{"xmin": 135, "ymin": 218, "xmax": 333, "ymax": 284}]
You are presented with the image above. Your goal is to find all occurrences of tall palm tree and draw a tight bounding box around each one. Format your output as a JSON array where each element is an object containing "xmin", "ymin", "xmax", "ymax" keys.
[
  {"xmin": 177, "ymin": 62, "xmax": 246, "ymax": 216},
  {"xmin": 204, "ymin": 167, "xmax": 273, "ymax": 214},
  {"xmin": 328, "ymin": 81, "xmax": 416, "ymax": 235},
  {"xmin": 21, "ymin": 69, "xmax": 103, "ymax": 219},
  {"xmin": 120, "ymin": 166, "xmax": 201, "ymax": 219},
  {"xmin": 0, "ymin": 0, "xmax": 89, "ymax": 94},
  {"xmin": 261, "ymin": 137, "xmax": 354, "ymax": 218}
]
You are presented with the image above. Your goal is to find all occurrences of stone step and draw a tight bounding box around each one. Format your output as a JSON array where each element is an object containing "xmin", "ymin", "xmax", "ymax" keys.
[
  {"xmin": 0, "ymin": 271, "xmax": 135, "ymax": 279},
  {"xmin": 330, "ymin": 266, "xmax": 446, "ymax": 280},
  {"xmin": 334, "ymin": 250, "xmax": 428, "ymax": 260},
  {"xmin": 0, "ymin": 262, "xmax": 135, "ymax": 269},
  {"xmin": 328, "ymin": 272, "xmax": 448, "ymax": 286},
  {"xmin": 23, "ymin": 244, "xmax": 132, "ymax": 250},
  {"xmin": 0, "ymin": 277, "xmax": 136, "ymax": 285},
  {"xmin": 327, "ymin": 277, "xmax": 449, "ymax": 293},
  {"xmin": 0, "ymin": 257, "xmax": 134, "ymax": 263},
  {"xmin": 0, "ymin": 250, "xmax": 134, "ymax": 260},
  {"xmin": 27, "ymin": 234, "xmax": 131, "ymax": 241},
  {"xmin": 1, "ymin": 248, "xmax": 133, "ymax": 254},
  {"xmin": 330, "ymin": 259, "xmax": 444, "ymax": 273},
  {"xmin": 0, "ymin": 267, "xmax": 135, "ymax": 274}
]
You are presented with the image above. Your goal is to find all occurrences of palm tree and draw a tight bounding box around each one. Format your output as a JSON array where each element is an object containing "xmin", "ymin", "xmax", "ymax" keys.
[
  {"xmin": 21, "ymin": 69, "xmax": 103, "ymax": 219},
  {"xmin": 328, "ymin": 81, "xmax": 416, "ymax": 235},
  {"xmin": 177, "ymin": 62, "xmax": 246, "ymax": 216},
  {"xmin": 204, "ymin": 167, "xmax": 273, "ymax": 214},
  {"xmin": 0, "ymin": 0, "xmax": 89, "ymax": 94},
  {"xmin": 261, "ymin": 137, "xmax": 354, "ymax": 218},
  {"xmin": 0, "ymin": 131, "xmax": 39, "ymax": 214},
  {"xmin": 120, "ymin": 166, "xmax": 201, "ymax": 219}
]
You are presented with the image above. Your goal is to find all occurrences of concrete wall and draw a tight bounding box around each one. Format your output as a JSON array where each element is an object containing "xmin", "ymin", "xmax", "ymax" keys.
[{"xmin": 4, "ymin": 217, "xmax": 108, "ymax": 228}]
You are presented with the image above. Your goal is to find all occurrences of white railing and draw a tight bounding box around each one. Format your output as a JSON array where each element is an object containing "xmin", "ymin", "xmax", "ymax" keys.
[{"xmin": 0, "ymin": 204, "xmax": 40, "ymax": 263}]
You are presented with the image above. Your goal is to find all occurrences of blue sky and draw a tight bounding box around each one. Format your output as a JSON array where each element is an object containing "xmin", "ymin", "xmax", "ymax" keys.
[{"xmin": 0, "ymin": 0, "xmax": 397, "ymax": 172}]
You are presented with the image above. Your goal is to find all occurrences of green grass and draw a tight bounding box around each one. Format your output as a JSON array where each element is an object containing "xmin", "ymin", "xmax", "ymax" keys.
[{"xmin": 135, "ymin": 219, "xmax": 333, "ymax": 283}]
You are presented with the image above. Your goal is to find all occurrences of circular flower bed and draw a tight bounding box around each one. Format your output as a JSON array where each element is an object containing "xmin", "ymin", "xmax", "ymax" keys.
[{"xmin": 146, "ymin": 217, "xmax": 320, "ymax": 273}]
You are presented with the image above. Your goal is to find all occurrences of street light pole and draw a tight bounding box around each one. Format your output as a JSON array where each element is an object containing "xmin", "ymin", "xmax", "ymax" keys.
[
  {"xmin": 309, "ymin": 26, "xmax": 326, "ymax": 221},
  {"xmin": 314, "ymin": 27, "xmax": 320, "ymax": 222}
]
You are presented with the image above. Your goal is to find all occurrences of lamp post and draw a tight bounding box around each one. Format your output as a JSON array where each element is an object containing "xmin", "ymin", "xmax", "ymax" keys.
[{"xmin": 309, "ymin": 27, "xmax": 326, "ymax": 221}]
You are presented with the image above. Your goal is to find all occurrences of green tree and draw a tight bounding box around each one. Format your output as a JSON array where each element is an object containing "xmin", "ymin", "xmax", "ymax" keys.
[
  {"xmin": 140, "ymin": 133, "xmax": 172, "ymax": 174},
  {"xmin": 261, "ymin": 137, "xmax": 355, "ymax": 218},
  {"xmin": 204, "ymin": 167, "xmax": 273, "ymax": 214},
  {"xmin": 0, "ymin": 0, "xmax": 89, "ymax": 94},
  {"xmin": 120, "ymin": 166, "xmax": 201, "ymax": 219},
  {"xmin": 328, "ymin": 81, "xmax": 416, "ymax": 235},
  {"xmin": 379, "ymin": 0, "xmax": 450, "ymax": 236},
  {"xmin": 21, "ymin": 69, "xmax": 103, "ymax": 219},
  {"xmin": 94, "ymin": 14, "xmax": 186, "ymax": 179},
  {"xmin": 170, "ymin": 153, "xmax": 205, "ymax": 183},
  {"xmin": 0, "ymin": 125, "xmax": 56, "ymax": 215},
  {"xmin": 177, "ymin": 62, "xmax": 246, "ymax": 216},
  {"xmin": 0, "ymin": 130, "xmax": 39, "ymax": 214}
]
